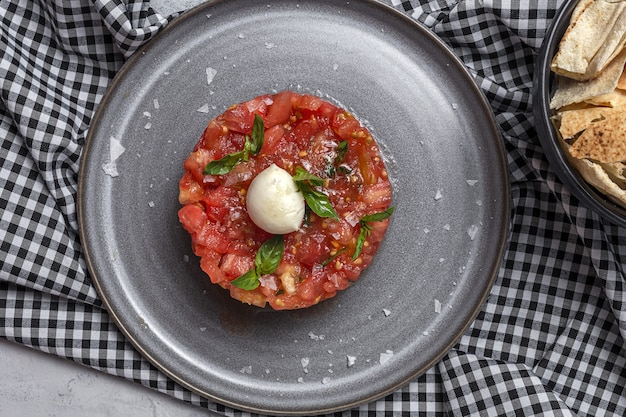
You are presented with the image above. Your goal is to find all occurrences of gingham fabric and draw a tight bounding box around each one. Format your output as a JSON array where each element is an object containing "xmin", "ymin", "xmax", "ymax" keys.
[{"xmin": 1, "ymin": 0, "xmax": 625, "ymax": 415}]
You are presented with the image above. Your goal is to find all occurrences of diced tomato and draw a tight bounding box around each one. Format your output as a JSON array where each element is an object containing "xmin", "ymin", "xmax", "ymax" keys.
[
  {"xmin": 331, "ymin": 110, "xmax": 363, "ymax": 140},
  {"xmin": 178, "ymin": 91, "xmax": 393, "ymax": 310},
  {"xmin": 294, "ymin": 94, "xmax": 322, "ymax": 112},
  {"xmin": 178, "ymin": 172, "xmax": 204, "ymax": 205},
  {"xmin": 200, "ymin": 256, "xmax": 225, "ymax": 284},
  {"xmin": 362, "ymin": 181, "xmax": 392, "ymax": 209},
  {"xmin": 294, "ymin": 230, "xmax": 330, "ymax": 267},
  {"xmin": 260, "ymin": 124, "xmax": 285, "ymax": 154},
  {"xmin": 220, "ymin": 253, "xmax": 255, "ymax": 278},
  {"xmin": 183, "ymin": 149, "xmax": 213, "ymax": 183},
  {"xmin": 264, "ymin": 90, "xmax": 292, "ymax": 127},
  {"xmin": 178, "ymin": 203, "xmax": 207, "ymax": 234}
]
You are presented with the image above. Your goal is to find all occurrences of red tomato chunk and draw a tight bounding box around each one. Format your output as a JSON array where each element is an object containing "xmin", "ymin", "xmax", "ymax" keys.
[{"xmin": 178, "ymin": 91, "xmax": 392, "ymax": 310}]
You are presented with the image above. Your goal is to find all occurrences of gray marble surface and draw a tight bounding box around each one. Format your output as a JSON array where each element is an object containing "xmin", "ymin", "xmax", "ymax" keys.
[{"xmin": 0, "ymin": 339, "xmax": 215, "ymax": 417}]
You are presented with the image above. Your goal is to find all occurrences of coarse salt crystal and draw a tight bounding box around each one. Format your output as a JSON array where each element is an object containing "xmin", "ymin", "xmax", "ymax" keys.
[
  {"xmin": 148, "ymin": 201, "xmax": 155, "ymax": 208},
  {"xmin": 434, "ymin": 299, "xmax": 441, "ymax": 313},
  {"xmin": 466, "ymin": 179, "xmax": 478, "ymax": 186},
  {"xmin": 197, "ymin": 103, "xmax": 210, "ymax": 113},
  {"xmin": 379, "ymin": 350, "xmax": 393, "ymax": 365},
  {"xmin": 321, "ymin": 377, "xmax": 331, "ymax": 384},
  {"xmin": 206, "ymin": 67, "xmax": 217, "ymax": 84},
  {"xmin": 239, "ymin": 365, "xmax": 252, "ymax": 374},
  {"xmin": 301, "ymin": 357, "xmax": 310, "ymax": 369},
  {"xmin": 347, "ymin": 355, "xmax": 356, "ymax": 367},
  {"xmin": 467, "ymin": 224, "xmax": 479, "ymax": 241},
  {"xmin": 434, "ymin": 189, "xmax": 443, "ymax": 200},
  {"xmin": 153, "ymin": 99, "xmax": 160, "ymax": 109},
  {"xmin": 383, "ymin": 308, "xmax": 391, "ymax": 317}
]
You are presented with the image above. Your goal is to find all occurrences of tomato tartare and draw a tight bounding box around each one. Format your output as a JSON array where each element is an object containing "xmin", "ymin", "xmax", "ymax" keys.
[{"xmin": 178, "ymin": 91, "xmax": 393, "ymax": 310}]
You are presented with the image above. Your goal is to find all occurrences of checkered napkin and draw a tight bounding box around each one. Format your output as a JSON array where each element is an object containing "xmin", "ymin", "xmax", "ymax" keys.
[{"xmin": 1, "ymin": 0, "xmax": 625, "ymax": 416}]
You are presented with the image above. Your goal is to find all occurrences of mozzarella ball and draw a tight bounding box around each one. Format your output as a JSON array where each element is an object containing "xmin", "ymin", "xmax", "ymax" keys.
[{"xmin": 246, "ymin": 164, "xmax": 305, "ymax": 234}]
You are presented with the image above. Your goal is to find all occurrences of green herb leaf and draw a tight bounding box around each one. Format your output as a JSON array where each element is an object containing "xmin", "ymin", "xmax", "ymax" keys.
[
  {"xmin": 203, "ymin": 115, "xmax": 265, "ymax": 175},
  {"xmin": 231, "ymin": 235, "xmax": 285, "ymax": 290},
  {"xmin": 334, "ymin": 140, "xmax": 348, "ymax": 164},
  {"xmin": 293, "ymin": 166, "xmax": 325, "ymax": 186},
  {"xmin": 361, "ymin": 207, "xmax": 395, "ymax": 223},
  {"xmin": 255, "ymin": 235, "xmax": 285, "ymax": 275},
  {"xmin": 230, "ymin": 268, "xmax": 260, "ymax": 290},
  {"xmin": 299, "ymin": 182, "xmax": 340, "ymax": 220},
  {"xmin": 293, "ymin": 167, "xmax": 339, "ymax": 220},
  {"xmin": 249, "ymin": 114, "xmax": 265, "ymax": 155},
  {"xmin": 203, "ymin": 151, "xmax": 245, "ymax": 175},
  {"xmin": 352, "ymin": 225, "xmax": 370, "ymax": 261},
  {"xmin": 322, "ymin": 247, "xmax": 347, "ymax": 266},
  {"xmin": 352, "ymin": 207, "xmax": 395, "ymax": 260}
]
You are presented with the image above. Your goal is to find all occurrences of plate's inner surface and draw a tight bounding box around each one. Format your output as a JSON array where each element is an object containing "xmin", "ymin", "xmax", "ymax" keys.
[{"xmin": 80, "ymin": 0, "xmax": 508, "ymax": 414}]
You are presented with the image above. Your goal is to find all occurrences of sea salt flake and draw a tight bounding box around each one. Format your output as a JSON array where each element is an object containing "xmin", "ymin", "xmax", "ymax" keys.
[
  {"xmin": 109, "ymin": 136, "xmax": 125, "ymax": 162},
  {"xmin": 383, "ymin": 308, "xmax": 391, "ymax": 317},
  {"xmin": 264, "ymin": 42, "xmax": 276, "ymax": 49},
  {"xmin": 308, "ymin": 331, "xmax": 320, "ymax": 340},
  {"xmin": 239, "ymin": 365, "xmax": 252, "ymax": 374},
  {"xmin": 102, "ymin": 136, "xmax": 125, "ymax": 177},
  {"xmin": 148, "ymin": 201, "xmax": 155, "ymax": 208},
  {"xmin": 434, "ymin": 299, "xmax": 442, "ymax": 313},
  {"xmin": 144, "ymin": 121, "xmax": 152, "ymax": 130},
  {"xmin": 197, "ymin": 103, "xmax": 210, "ymax": 113},
  {"xmin": 451, "ymin": 102, "xmax": 458, "ymax": 110},
  {"xmin": 434, "ymin": 189, "xmax": 443, "ymax": 200},
  {"xmin": 467, "ymin": 224, "xmax": 479, "ymax": 241},
  {"xmin": 347, "ymin": 355, "xmax": 356, "ymax": 367},
  {"xmin": 206, "ymin": 67, "xmax": 217, "ymax": 84},
  {"xmin": 153, "ymin": 98, "xmax": 160, "ymax": 109},
  {"xmin": 301, "ymin": 357, "xmax": 310, "ymax": 369},
  {"xmin": 321, "ymin": 377, "xmax": 331, "ymax": 384},
  {"xmin": 379, "ymin": 350, "xmax": 394, "ymax": 365},
  {"xmin": 143, "ymin": 111, "xmax": 152, "ymax": 118},
  {"xmin": 466, "ymin": 179, "xmax": 478, "ymax": 186},
  {"xmin": 443, "ymin": 224, "xmax": 451, "ymax": 231},
  {"xmin": 297, "ymin": 377, "xmax": 304, "ymax": 383}
]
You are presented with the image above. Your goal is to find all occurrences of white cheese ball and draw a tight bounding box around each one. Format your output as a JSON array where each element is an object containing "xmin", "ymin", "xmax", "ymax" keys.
[{"xmin": 246, "ymin": 164, "xmax": 305, "ymax": 234}]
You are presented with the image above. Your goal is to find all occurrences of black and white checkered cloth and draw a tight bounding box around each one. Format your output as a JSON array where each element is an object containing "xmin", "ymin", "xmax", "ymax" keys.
[{"xmin": 1, "ymin": 0, "xmax": 625, "ymax": 415}]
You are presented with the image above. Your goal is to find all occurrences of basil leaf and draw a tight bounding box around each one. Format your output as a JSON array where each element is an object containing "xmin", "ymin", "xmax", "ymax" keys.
[
  {"xmin": 322, "ymin": 247, "xmax": 346, "ymax": 266},
  {"xmin": 300, "ymin": 182, "xmax": 339, "ymax": 220},
  {"xmin": 293, "ymin": 166, "xmax": 325, "ymax": 186},
  {"xmin": 352, "ymin": 225, "xmax": 370, "ymax": 260},
  {"xmin": 249, "ymin": 114, "xmax": 264, "ymax": 155},
  {"xmin": 361, "ymin": 207, "xmax": 395, "ymax": 223},
  {"xmin": 334, "ymin": 140, "xmax": 348, "ymax": 164},
  {"xmin": 352, "ymin": 207, "xmax": 395, "ymax": 260},
  {"xmin": 255, "ymin": 235, "xmax": 284, "ymax": 275},
  {"xmin": 203, "ymin": 151, "xmax": 245, "ymax": 175},
  {"xmin": 230, "ymin": 268, "xmax": 260, "ymax": 290},
  {"xmin": 231, "ymin": 235, "xmax": 284, "ymax": 290},
  {"xmin": 204, "ymin": 115, "xmax": 265, "ymax": 175}
]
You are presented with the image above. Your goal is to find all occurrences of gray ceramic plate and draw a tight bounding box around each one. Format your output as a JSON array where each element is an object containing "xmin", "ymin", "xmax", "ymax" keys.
[{"xmin": 79, "ymin": 0, "xmax": 509, "ymax": 414}]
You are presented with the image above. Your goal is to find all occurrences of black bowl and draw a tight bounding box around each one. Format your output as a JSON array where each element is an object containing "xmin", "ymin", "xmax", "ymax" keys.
[{"xmin": 533, "ymin": 0, "xmax": 626, "ymax": 227}]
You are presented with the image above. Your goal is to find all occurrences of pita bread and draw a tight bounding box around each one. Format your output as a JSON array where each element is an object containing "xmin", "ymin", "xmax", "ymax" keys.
[
  {"xmin": 557, "ymin": 106, "xmax": 611, "ymax": 138},
  {"xmin": 550, "ymin": 46, "xmax": 626, "ymax": 109},
  {"xmin": 551, "ymin": 0, "xmax": 626, "ymax": 81},
  {"xmin": 617, "ymin": 64, "xmax": 626, "ymax": 89},
  {"xmin": 570, "ymin": 156, "xmax": 626, "ymax": 206},
  {"xmin": 569, "ymin": 111, "xmax": 626, "ymax": 162}
]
